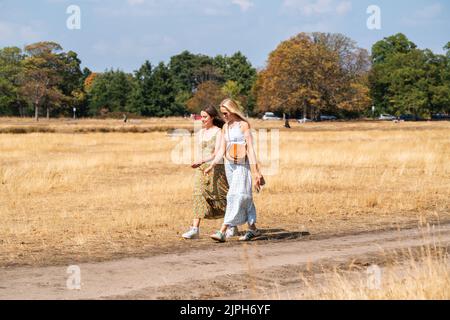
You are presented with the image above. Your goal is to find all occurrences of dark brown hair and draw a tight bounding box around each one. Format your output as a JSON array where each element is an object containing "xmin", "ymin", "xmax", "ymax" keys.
[{"xmin": 203, "ymin": 106, "xmax": 225, "ymax": 129}]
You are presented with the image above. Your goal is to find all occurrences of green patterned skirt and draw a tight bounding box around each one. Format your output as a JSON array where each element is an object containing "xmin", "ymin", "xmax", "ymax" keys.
[{"xmin": 193, "ymin": 163, "xmax": 229, "ymax": 219}]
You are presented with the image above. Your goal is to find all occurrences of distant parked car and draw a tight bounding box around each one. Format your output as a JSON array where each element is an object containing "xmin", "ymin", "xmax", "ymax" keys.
[
  {"xmin": 432, "ymin": 113, "xmax": 450, "ymax": 121},
  {"xmin": 379, "ymin": 114, "xmax": 396, "ymax": 121},
  {"xmin": 320, "ymin": 115, "xmax": 337, "ymax": 121},
  {"xmin": 398, "ymin": 114, "xmax": 425, "ymax": 121},
  {"xmin": 297, "ymin": 118, "xmax": 313, "ymax": 124},
  {"xmin": 262, "ymin": 112, "xmax": 282, "ymax": 121},
  {"xmin": 398, "ymin": 114, "xmax": 414, "ymax": 121}
]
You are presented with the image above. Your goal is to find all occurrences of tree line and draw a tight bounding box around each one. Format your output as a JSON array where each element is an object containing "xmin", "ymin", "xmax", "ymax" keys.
[{"xmin": 0, "ymin": 33, "xmax": 449, "ymax": 120}]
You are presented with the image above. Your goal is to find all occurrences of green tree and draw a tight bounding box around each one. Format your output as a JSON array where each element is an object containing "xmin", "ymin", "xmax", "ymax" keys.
[
  {"xmin": 222, "ymin": 80, "xmax": 243, "ymax": 100},
  {"xmin": 370, "ymin": 34, "xmax": 418, "ymax": 114},
  {"xmin": 386, "ymin": 49, "xmax": 428, "ymax": 116},
  {"xmin": 428, "ymin": 46, "xmax": 450, "ymax": 114},
  {"xmin": 126, "ymin": 79, "xmax": 145, "ymax": 115},
  {"xmin": 169, "ymin": 51, "xmax": 216, "ymax": 93},
  {"xmin": 370, "ymin": 34, "xmax": 450, "ymax": 117},
  {"xmin": 146, "ymin": 62, "xmax": 181, "ymax": 117},
  {"xmin": 54, "ymin": 50, "xmax": 85, "ymax": 117},
  {"xmin": 214, "ymin": 52, "xmax": 257, "ymax": 113},
  {"xmin": 444, "ymin": 42, "xmax": 450, "ymax": 59},
  {"xmin": 127, "ymin": 61, "xmax": 153, "ymax": 115},
  {"xmin": 125, "ymin": 60, "xmax": 186, "ymax": 117},
  {"xmin": 58, "ymin": 51, "xmax": 83, "ymax": 95},
  {"xmin": 168, "ymin": 51, "xmax": 256, "ymax": 114},
  {"xmin": 0, "ymin": 47, "xmax": 25, "ymax": 116},
  {"xmin": 214, "ymin": 52, "xmax": 256, "ymax": 93},
  {"xmin": 88, "ymin": 69, "xmax": 133, "ymax": 115},
  {"xmin": 174, "ymin": 91, "xmax": 191, "ymax": 115},
  {"xmin": 371, "ymin": 33, "xmax": 417, "ymax": 64}
]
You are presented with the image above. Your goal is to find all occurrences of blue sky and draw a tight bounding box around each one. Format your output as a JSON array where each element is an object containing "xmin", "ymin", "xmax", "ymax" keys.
[{"xmin": 0, "ymin": 0, "xmax": 448, "ymax": 72}]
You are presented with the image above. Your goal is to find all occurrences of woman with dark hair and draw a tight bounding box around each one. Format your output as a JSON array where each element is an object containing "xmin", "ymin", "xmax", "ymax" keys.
[{"xmin": 182, "ymin": 106, "xmax": 238, "ymax": 239}]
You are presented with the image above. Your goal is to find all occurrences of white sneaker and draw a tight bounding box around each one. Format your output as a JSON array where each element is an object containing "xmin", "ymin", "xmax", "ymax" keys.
[
  {"xmin": 182, "ymin": 227, "xmax": 199, "ymax": 239},
  {"xmin": 225, "ymin": 226, "xmax": 239, "ymax": 239},
  {"xmin": 239, "ymin": 229, "xmax": 261, "ymax": 241}
]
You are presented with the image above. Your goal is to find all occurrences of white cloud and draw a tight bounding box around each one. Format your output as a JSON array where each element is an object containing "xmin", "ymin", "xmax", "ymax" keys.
[
  {"xmin": 285, "ymin": 21, "xmax": 332, "ymax": 37},
  {"xmin": 92, "ymin": 34, "xmax": 177, "ymax": 58},
  {"xmin": 336, "ymin": 1, "xmax": 351, "ymax": 15},
  {"xmin": 127, "ymin": 0, "xmax": 145, "ymax": 5},
  {"xmin": 0, "ymin": 22, "xmax": 14, "ymax": 40},
  {"xmin": 202, "ymin": 7, "xmax": 226, "ymax": 16},
  {"xmin": 231, "ymin": 0, "xmax": 254, "ymax": 12},
  {"xmin": 283, "ymin": 0, "xmax": 332, "ymax": 15},
  {"xmin": 0, "ymin": 21, "xmax": 43, "ymax": 45},
  {"xmin": 282, "ymin": 0, "xmax": 352, "ymax": 16},
  {"xmin": 402, "ymin": 3, "xmax": 443, "ymax": 27},
  {"xmin": 95, "ymin": 0, "xmax": 234, "ymax": 17},
  {"xmin": 96, "ymin": 0, "xmax": 254, "ymax": 17},
  {"xmin": 300, "ymin": 21, "xmax": 332, "ymax": 32},
  {"xmin": 415, "ymin": 3, "xmax": 442, "ymax": 19}
]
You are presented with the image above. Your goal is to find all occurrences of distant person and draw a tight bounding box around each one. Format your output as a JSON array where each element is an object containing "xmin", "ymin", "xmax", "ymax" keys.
[
  {"xmin": 205, "ymin": 98, "xmax": 265, "ymax": 242},
  {"xmin": 123, "ymin": 114, "xmax": 128, "ymax": 123},
  {"xmin": 284, "ymin": 113, "xmax": 291, "ymax": 129},
  {"xmin": 182, "ymin": 106, "xmax": 238, "ymax": 240}
]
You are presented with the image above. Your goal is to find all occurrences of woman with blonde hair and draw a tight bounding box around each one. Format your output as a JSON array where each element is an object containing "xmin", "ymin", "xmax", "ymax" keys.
[
  {"xmin": 182, "ymin": 106, "xmax": 239, "ymax": 240},
  {"xmin": 204, "ymin": 98, "xmax": 265, "ymax": 242}
]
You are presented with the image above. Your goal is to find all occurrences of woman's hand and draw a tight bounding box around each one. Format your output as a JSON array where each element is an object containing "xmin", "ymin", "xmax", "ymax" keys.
[
  {"xmin": 203, "ymin": 165, "xmax": 214, "ymax": 176},
  {"xmin": 255, "ymin": 174, "xmax": 265, "ymax": 193},
  {"xmin": 191, "ymin": 160, "xmax": 203, "ymax": 169},
  {"xmin": 255, "ymin": 171, "xmax": 264, "ymax": 183}
]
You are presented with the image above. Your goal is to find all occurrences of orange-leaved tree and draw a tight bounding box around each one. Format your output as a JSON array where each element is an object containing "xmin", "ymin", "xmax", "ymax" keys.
[
  {"xmin": 186, "ymin": 81, "xmax": 226, "ymax": 114},
  {"xmin": 255, "ymin": 33, "xmax": 371, "ymax": 120}
]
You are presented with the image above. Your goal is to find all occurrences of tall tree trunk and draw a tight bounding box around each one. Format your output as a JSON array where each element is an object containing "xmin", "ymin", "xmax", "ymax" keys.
[
  {"xmin": 46, "ymin": 106, "xmax": 50, "ymax": 120},
  {"xmin": 35, "ymin": 103, "xmax": 39, "ymax": 121},
  {"xmin": 17, "ymin": 102, "xmax": 22, "ymax": 118}
]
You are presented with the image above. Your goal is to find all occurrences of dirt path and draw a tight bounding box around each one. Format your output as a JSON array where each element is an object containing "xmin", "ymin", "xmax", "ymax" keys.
[{"xmin": 1, "ymin": 224, "xmax": 449, "ymax": 300}]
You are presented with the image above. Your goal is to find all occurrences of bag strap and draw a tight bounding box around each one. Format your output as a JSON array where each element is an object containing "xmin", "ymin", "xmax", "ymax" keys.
[{"xmin": 227, "ymin": 121, "xmax": 242, "ymax": 142}]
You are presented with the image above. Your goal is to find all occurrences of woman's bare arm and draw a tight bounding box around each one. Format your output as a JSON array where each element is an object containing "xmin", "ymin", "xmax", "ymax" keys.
[
  {"xmin": 241, "ymin": 122, "xmax": 262, "ymax": 179},
  {"xmin": 191, "ymin": 130, "xmax": 205, "ymax": 168}
]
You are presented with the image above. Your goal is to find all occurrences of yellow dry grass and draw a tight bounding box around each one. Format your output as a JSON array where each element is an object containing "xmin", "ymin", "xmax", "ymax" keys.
[
  {"xmin": 0, "ymin": 118, "xmax": 449, "ymax": 267},
  {"xmin": 301, "ymin": 246, "xmax": 450, "ymax": 300}
]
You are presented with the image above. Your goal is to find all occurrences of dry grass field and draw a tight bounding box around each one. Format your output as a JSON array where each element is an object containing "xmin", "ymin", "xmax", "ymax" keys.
[
  {"xmin": 0, "ymin": 118, "xmax": 449, "ymax": 270},
  {"xmin": 298, "ymin": 245, "xmax": 450, "ymax": 300}
]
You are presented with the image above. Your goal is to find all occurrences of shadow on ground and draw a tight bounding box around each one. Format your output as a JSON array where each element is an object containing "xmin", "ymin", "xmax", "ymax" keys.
[{"xmin": 250, "ymin": 229, "xmax": 311, "ymax": 241}]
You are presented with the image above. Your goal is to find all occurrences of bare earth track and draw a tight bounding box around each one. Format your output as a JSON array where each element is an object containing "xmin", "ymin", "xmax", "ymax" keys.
[{"xmin": 1, "ymin": 223, "xmax": 449, "ymax": 300}]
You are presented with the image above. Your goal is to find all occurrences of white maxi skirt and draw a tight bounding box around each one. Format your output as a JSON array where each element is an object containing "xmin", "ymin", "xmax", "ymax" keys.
[{"xmin": 223, "ymin": 161, "xmax": 257, "ymax": 227}]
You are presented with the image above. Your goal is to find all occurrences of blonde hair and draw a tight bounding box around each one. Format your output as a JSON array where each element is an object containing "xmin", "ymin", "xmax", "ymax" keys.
[{"xmin": 220, "ymin": 98, "xmax": 249, "ymax": 126}]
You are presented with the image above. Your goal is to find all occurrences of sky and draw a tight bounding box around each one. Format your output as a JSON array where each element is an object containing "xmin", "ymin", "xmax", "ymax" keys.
[{"xmin": 0, "ymin": 0, "xmax": 449, "ymax": 72}]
